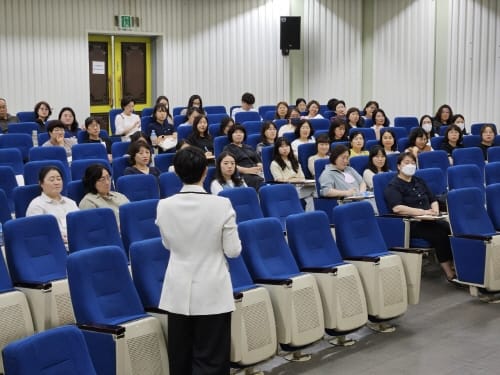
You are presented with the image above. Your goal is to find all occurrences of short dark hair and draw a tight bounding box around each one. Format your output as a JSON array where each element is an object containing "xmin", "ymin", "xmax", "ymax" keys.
[
  {"xmin": 46, "ymin": 120, "xmax": 65, "ymax": 133},
  {"xmin": 260, "ymin": 121, "xmax": 277, "ymax": 143},
  {"xmin": 329, "ymin": 144, "xmax": 349, "ymax": 164},
  {"xmin": 84, "ymin": 116, "xmax": 102, "ymax": 129},
  {"xmin": 480, "ymin": 123, "xmax": 497, "ymax": 136},
  {"xmin": 328, "ymin": 118, "xmax": 347, "ymax": 141},
  {"xmin": 174, "ymin": 147, "xmax": 208, "ymax": 184},
  {"xmin": 397, "ymin": 151, "xmax": 417, "ymax": 165},
  {"xmin": 315, "ymin": 133, "xmax": 331, "ymax": 152},
  {"xmin": 326, "ymin": 98, "xmax": 338, "ymax": 111},
  {"xmin": 38, "ymin": 165, "xmax": 63, "ymax": 184},
  {"xmin": 408, "ymin": 127, "xmax": 428, "ymax": 147},
  {"xmin": 127, "ymin": 140, "xmax": 152, "ymax": 166},
  {"xmin": 241, "ymin": 92, "xmax": 255, "ymax": 105},
  {"xmin": 152, "ymin": 103, "xmax": 168, "ymax": 122},
  {"xmin": 34, "ymin": 101, "xmax": 52, "ymax": 118},
  {"xmin": 444, "ymin": 124, "xmax": 464, "ymax": 144},
  {"xmin": 58, "ymin": 107, "xmax": 79, "ymax": 132},
  {"xmin": 294, "ymin": 120, "xmax": 314, "ymax": 139},
  {"xmin": 228, "ymin": 124, "xmax": 247, "ymax": 142},
  {"xmin": 82, "ymin": 164, "xmax": 111, "ymax": 194},
  {"xmin": 349, "ymin": 130, "xmax": 366, "ymax": 150},
  {"xmin": 120, "ymin": 96, "xmax": 135, "ymax": 109}
]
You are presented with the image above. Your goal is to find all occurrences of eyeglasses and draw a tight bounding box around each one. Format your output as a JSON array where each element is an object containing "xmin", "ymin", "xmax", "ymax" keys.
[{"xmin": 97, "ymin": 175, "xmax": 111, "ymax": 183}]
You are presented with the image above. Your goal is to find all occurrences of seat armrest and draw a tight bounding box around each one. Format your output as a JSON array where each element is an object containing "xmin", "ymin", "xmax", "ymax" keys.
[
  {"xmin": 301, "ymin": 267, "xmax": 338, "ymax": 274},
  {"xmin": 390, "ymin": 247, "xmax": 428, "ymax": 254},
  {"xmin": 454, "ymin": 234, "xmax": 493, "ymax": 241},
  {"xmin": 233, "ymin": 292, "xmax": 244, "ymax": 301},
  {"xmin": 14, "ymin": 281, "xmax": 52, "ymax": 290},
  {"xmin": 78, "ymin": 323, "xmax": 126, "ymax": 336},
  {"xmin": 255, "ymin": 278, "xmax": 293, "ymax": 286},
  {"xmin": 344, "ymin": 256, "xmax": 380, "ymax": 263},
  {"xmin": 145, "ymin": 307, "xmax": 168, "ymax": 314}
]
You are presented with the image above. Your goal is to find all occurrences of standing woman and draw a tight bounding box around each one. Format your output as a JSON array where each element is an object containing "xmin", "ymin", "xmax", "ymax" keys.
[
  {"xmin": 34, "ymin": 100, "xmax": 52, "ymax": 132},
  {"xmin": 210, "ymin": 151, "xmax": 247, "ymax": 195},
  {"xmin": 291, "ymin": 120, "xmax": 315, "ymax": 157},
  {"xmin": 371, "ymin": 108, "xmax": 389, "ymax": 140},
  {"xmin": 124, "ymin": 140, "xmax": 161, "ymax": 177},
  {"xmin": 115, "ymin": 96, "xmax": 141, "ymax": 141},
  {"xmin": 363, "ymin": 145, "xmax": 389, "ymax": 190},
  {"xmin": 432, "ymin": 104, "xmax": 454, "ymax": 134},
  {"xmin": 186, "ymin": 114, "xmax": 214, "ymax": 159},
  {"xmin": 156, "ymin": 147, "xmax": 241, "ymax": 375},
  {"xmin": 223, "ymin": 124, "xmax": 264, "ymax": 190},
  {"xmin": 256, "ymin": 121, "xmax": 277, "ymax": 156},
  {"xmin": 58, "ymin": 107, "xmax": 79, "ymax": 137},
  {"xmin": 148, "ymin": 103, "xmax": 177, "ymax": 153}
]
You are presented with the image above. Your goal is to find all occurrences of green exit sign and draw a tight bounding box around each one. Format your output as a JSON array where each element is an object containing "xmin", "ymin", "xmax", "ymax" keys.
[{"xmin": 119, "ymin": 15, "xmax": 132, "ymax": 30}]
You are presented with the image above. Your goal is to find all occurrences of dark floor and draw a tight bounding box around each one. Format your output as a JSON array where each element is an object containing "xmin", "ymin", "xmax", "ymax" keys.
[{"xmin": 246, "ymin": 263, "xmax": 500, "ymax": 375}]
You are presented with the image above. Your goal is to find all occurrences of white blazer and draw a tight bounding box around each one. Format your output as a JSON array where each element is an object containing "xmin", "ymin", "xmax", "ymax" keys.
[{"xmin": 156, "ymin": 184, "xmax": 241, "ymax": 315}]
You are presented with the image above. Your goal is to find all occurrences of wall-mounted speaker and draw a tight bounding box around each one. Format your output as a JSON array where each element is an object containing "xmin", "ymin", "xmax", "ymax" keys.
[{"xmin": 280, "ymin": 16, "xmax": 301, "ymax": 55}]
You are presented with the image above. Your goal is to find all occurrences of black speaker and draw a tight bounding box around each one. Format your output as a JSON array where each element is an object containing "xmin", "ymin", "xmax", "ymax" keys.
[{"xmin": 280, "ymin": 16, "xmax": 300, "ymax": 55}]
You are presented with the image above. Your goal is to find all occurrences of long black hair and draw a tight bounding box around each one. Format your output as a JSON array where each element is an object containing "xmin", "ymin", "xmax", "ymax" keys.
[{"xmin": 272, "ymin": 137, "xmax": 300, "ymax": 173}]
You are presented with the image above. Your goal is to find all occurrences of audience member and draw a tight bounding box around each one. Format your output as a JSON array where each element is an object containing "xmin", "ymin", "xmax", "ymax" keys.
[
  {"xmin": 441, "ymin": 124, "xmax": 464, "ymax": 163},
  {"xmin": 345, "ymin": 107, "xmax": 364, "ymax": 128},
  {"xmin": 406, "ymin": 128, "xmax": 431, "ymax": 158},
  {"xmin": 379, "ymin": 128, "xmax": 398, "ymax": 154},
  {"xmin": 363, "ymin": 145, "xmax": 389, "ymax": 190},
  {"xmin": 186, "ymin": 114, "xmax": 214, "ymax": 158},
  {"xmin": 232, "ymin": 92, "xmax": 259, "ymax": 119},
  {"xmin": 432, "ymin": 104, "xmax": 454, "ymax": 133},
  {"xmin": 301, "ymin": 100, "xmax": 324, "ymax": 120},
  {"xmin": 115, "ymin": 96, "xmax": 141, "ymax": 141},
  {"xmin": 371, "ymin": 108, "xmax": 389, "ymax": 140},
  {"xmin": 256, "ymin": 121, "xmax": 277, "ymax": 156},
  {"xmin": 0, "ymin": 98, "xmax": 19, "ymax": 133},
  {"xmin": 362, "ymin": 100, "xmax": 379, "ymax": 120},
  {"xmin": 479, "ymin": 123, "xmax": 497, "ymax": 160},
  {"xmin": 42, "ymin": 120, "xmax": 77, "ymax": 161},
  {"xmin": 148, "ymin": 103, "xmax": 177, "ymax": 153},
  {"xmin": 328, "ymin": 118, "xmax": 348, "ymax": 142},
  {"xmin": 180, "ymin": 107, "xmax": 202, "ymax": 127},
  {"xmin": 419, "ymin": 114, "xmax": 437, "ymax": 139},
  {"xmin": 451, "ymin": 114, "xmax": 468, "ymax": 135},
  {"xmin": 277, "ymin": 108, "xmax": 300, "ymax": 136},
  {"xmin": 349, "ymin": 130, "xmax": 369, "ymax": 157},
  {"xmin": 308, "ymin": 133, "xmax": 330, "ymax": 177},
  {"xmin": 295, "ymin": 98, "xmax": 307, "ymax": 113},
  {"xmin": 180, "ymin": 94, "xmax": 205, "ymax": 116},
  {"xmin": 291, "ymin": 119, "xmax": 315, "ymax": 157},
  {"xmin": 34, "ymin": 100, "xmax": 52, "ymax": 132},
  {"xmin": 81, "ymin": 117, "xmax": 112, "ymax": 162},
  {"xmin": 58, "ymin": 107, "xmax": 79, "ymax": 137},
  {"xmin": 219, "ymin": 116, "xmax": 235, "ymax": 136},
  {"xmin": 333, "ymin": 100, "xmax": 347, "ymax": 121},
  {"xmin": 124, "ymin": 140, "xmax": 161, "ymax": 177},
  {"xmin": 274, "ymin": 101, "xmax": 289, "ymax": 120},
  {"xmin": 154, "ymin": 95, "xmax": 174, "ymax": 125},
  {"xmin": 210, "ymin": 151, "xmax": 247, "ymax": 195}
]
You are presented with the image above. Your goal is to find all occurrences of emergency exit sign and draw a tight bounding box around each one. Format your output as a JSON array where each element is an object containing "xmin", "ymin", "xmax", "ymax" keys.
[{"xmin": 119, "ymin": 15, "xmax": 132, "ymax": 30}]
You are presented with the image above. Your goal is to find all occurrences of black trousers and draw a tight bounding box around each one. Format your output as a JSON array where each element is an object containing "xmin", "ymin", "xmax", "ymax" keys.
[
  {"xmin": 410, "ymin": 220, "xmax": 453, "ymax": 263},
  {"xmin": 167, "ymin": 312, "xmax": 231, "ymax": 375}
]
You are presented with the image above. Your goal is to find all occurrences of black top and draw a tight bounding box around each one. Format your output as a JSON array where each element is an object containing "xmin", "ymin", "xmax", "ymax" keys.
[
  {"xmin": 384, "ymin": 175, "xmax": 436, "ymax": 211},
  {"xmin": 148, "ymin": 120, "xmax": 176, "ymax": 153},
  {"xmin": 440, "ymin": 141, "xmax": 463, "ymax": 157},
  {"xmin": 82, "ymin": 136, "xmax": 112, "ymax": 154},
  {"xmin": 479, "ymin": 143, "xmax": 491, "ymax": 161},
  {"xmin": 124, "ymin": 165, "xmax": 161, "ymax": 178},
  {"xmin": 224, "ymin": 143, "xmax": 262, "ymax": 168},
  {"xmin": 186, "ymin": 133, "xmax": 214, "ymax": 153}
]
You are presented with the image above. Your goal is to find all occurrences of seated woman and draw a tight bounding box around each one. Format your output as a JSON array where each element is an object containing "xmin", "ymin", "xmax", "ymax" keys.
[
  {"xmin": 295, "ymin": 98, "xmax": 307, "ymax": 114},
  {"xmin": 319, "ymin": 144, "xmax": 367, "ymax": 198},
  {"xmin": 34, "ymin": 100, "xmax": 52, "ymax": 132},
  {"xmin": 256, "ymin": 121, "xmax": 277, "ymax": 156},
  {"xmin": 82, "ymin": 117, "xmax": 112, "ymax": 162},
  {"xmin": 371, "ymin": 108, "xmax": 389, "ymax": 140},
  {"xmin": 58, "ymin": 107, "xmax": 79, "ymax": 137},
  {"xmin": 384, "ymin": 152, "xmax": 456, "ymax": 282},
  {"xmin": 186, "ymin": 114, "xmax": 214, "ymax": 159},
  {"xmin": 79, "ymin": 164, "xmax": 129, "ymax": 224},
  {"xmin": 308, "ymin": 133, "xmax": 331, "ymax": 177},
  {"xmin": 274, "ymin": 101, "xmax": 289, "ymax": 120},
  {"xmin": 180, "ymin": 94, "xmax": 205, "ymax": 116},
  {"xmin": 26, "ymin": 166, "xmax": 79, "ymax": 242},
  {"xmin": 180, "ymin": 107, "xmax": 203, "ymax": 127},
  {"xmin": 441, "ymin": 124, "xmax": 464, "ymax": 164},
  {"xmin": 271, "ymin": 137, "xmax": 314, "ymax": 208},
  {"xmin": 362, "ymin": 100, "xmax": 379, "ymax": 121},
  {"xmin": 115, "ymin": 96, "xmax": 141, "ymax": 141},
  {"xmin": 42, "ymin": 120, "xmax": 77, "ymax": 162},
  {"xmin": 291, "ymin": 119, "xmax": 315, "ymax": 157},
  {"xmin": 278, "ymin": 108, "xmax": 301, "ymax": 136},
  {"xmin": 419, "ymin": 114, "xmax": 437, "ymax": 139},
  {"xmin": 210, "ymin": 151, "xmax": 247, "ymax": 195},
  {"xmin": 479, "ymin": 123, "xmax": 497, "ymax": 160},
  {"xmin": 451, "ymin": 114, "xmax": 468, "ymax": 135},
  {"xmin": 379, "ymin": 128, "xmax": 398, "ymax": 154},
  {"xmin": 124, "ymin": 140, "xmax": 161, "ymax": 177},
  {"xmin": 154, "ymin": 95, "xmax": 174, "ymax": 125},
  {"xmin": 349, "ymin": 130, "xmax": 369, "ymax": 158},
  {"xmin": 219, "ymin": 116, "xmax": 235, "ymax": 136},
  {"xmin": 328, "ymin": 118, "xmax": 348, "ymax": 143},
  {"xmin": 345, "ymin": 107, "xmax": 364, "ymax": 128},
  {"xmin": 432, "ymin": 104, "xmax": 454, "ymax": 134},
  {"xmin": 301, "ymin": 100, "xmax": 324, "ymax": 120},
  {"xmin": 148, "ymin": 103, "xmax": 177, "ymax": 153},
  {"xmin": 223, "ymin": 124, "xmax": 264, "ymax": 190},
  {"xmin": 406, "ymin": 127, "xmax": 432, "ymax": 158},
  {"xmin": 363, "ymin": 145, "xmax": 389, "ymax": 190}
]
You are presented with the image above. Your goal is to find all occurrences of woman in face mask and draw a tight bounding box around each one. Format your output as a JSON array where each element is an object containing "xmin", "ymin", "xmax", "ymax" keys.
[
  {"xmin": 384, "ymin": 152, "xmax": 456, "ymax": 283},
  {"xmin": 419, "ymin": 115, "xmax": 436, "ymax": 138},
  {"xmin": 451, "ymin": 114, "xmax": 468, "ymax": 135}
]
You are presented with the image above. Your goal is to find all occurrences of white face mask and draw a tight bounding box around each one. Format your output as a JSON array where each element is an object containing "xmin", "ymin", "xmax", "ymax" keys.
[
  {"xmin": 456, "ymin": 122, "xmax": 465, "ymax": 131},
  {"xmin": 422, "ymin": 124, "xmax": 433, "ymax": 133},
  {"xmin": 401, "ymin": 164, "xmax": 416, "ymax": 176}
]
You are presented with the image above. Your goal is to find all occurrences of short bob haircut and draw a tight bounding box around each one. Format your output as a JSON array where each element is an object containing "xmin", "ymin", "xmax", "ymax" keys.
[
  {"xmin": 241, "ymin": 92, "xmax": 255, "ymax": 105},
  {"xmin": 82, "ymin": 164, "xmax": 112, "ymax": 194},
  {"xmin": 46, "ymin": 120, "xmax": 65, "ymax": 133},
  {"xmin": 408, "ymin": 127, "xmax": 428, "ymax": 147},
  {"xmin": 58, "ymin": 107, "xmax": 79, "ymax": 133},
  {"xmin": 84, "ymin": 116, "xmax": 102, "ymax": 129},
  {"xmin": 366, "ymin": 145, "xmax": 389, "ymax": 174},
  {"xmin": 306, "ymin": 100, "xmax": 321, "ymax": 112},
  {"xmin": 328, "ymin": 118, "xmax": 348, "ymax": 141},
  {"xmin": 127, "ymin": 140, "xmax": 152, "ymax": 166},
  {"xmin": 480, "ymin": 123, "xmax": 497, "ymax": 137},
  {"xmin": 329, "ymin": 144, "xmax": 349, "ymax": 165},
  {"xmin": 38, "ymin": 165, "xmax": 63, "ymax": 184},
  {"xmin": 294, "ymin": 119, "xmax": 315, "ymax": 139},
  {"xmin": 34, "ymin": 101, "xmax": 52, "ymax": 119},
  {"xmin": 214, "ymin": 151, "xmax": 244, "ymax": 187},
  {"xmin": 315, "ymin": 133, "xmax": 331, "ymax": 153},
  {"xmin": 120, "ymin": 96, "xmax": 135, "ymax": 110},
  {"xmin": 174, "ymin": 146, "xmax": 208, "ymax": 184},
  {"xmin": 349, "ymin": 130, "xmax": 366, "ymax": 149},
  {"xmin": 444, "ymin": 124, "xmax": 464, "ymax": 145},
  {"xmin": 346, "ymin": 107, "xmax": 363, "ymax": 127},
  {"xmin": 227, "ymin": 124, "xmax": 247, "ymax": 143},
  {"xmin": 397, "ymin": 151, "xmax": 417, "ymax": 165},
  {"xmin": 295, "ymin": 98, "xmax": 306, "ymax": 108}
]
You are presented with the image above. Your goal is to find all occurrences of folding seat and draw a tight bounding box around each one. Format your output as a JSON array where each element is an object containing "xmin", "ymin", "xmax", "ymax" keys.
[
  {"xmin": 67, "ymin": 246, "xmax": 169, "ymax": 374},
  {"xmin": 447, "ymin": 187, "xmax": 500, "ymax": 299},
  {"xmin": 365, "ymin": 139, "xmax": 379, "ymax": 150},
  {"xmin": 214, "ymin": 135, "xmax": 230, "ymax": 157},
  {"xmin": 154, "ymin": 152, "xmax": 175, "ymax": 173},
  {"xmin": 173, "ymin": 107, "xmax": 185, "ymax": 116},
  {"xmin": 140, "ymin": 115, "xmax": 154, "ymax": 134},
  {"xmin": 141, "ymin": 107, "xmax": 154, "ymax": 118},
  {"xmin": 207, "ymin": 113, "xmax": 228, "ymax": 125},
  {"xmin": 333, "ymin": 202, "xmax": 417, "ymax": 330},
  {"xmin": 283, "ymin": 132, "xmax": 297, "ymax": 143},
  {"xmin": 414, "ymin": 167, "xmax": 447, "ymax": 198},
  {"xmin": 452, "ymin": 147, "xmax": 485, "ymax": 180},
  {"xmin": 235, "ymin": 111, "xmax": 261, "ymax": 123},
  {"xmin": 263, "ymin": 110, "xmax": 275, "ymax": 121},
  {"xmin": 0, "ymin": 166, "xmax": 18, "ymax": 212},
  {"xmin": 297, "ymin": 142, "xmax": 317, "ymax": 179},
  {"xmin": 208, "ymin": 123, "xmax": 221, "ymax": 137},
  {"xmin": 226, "ymin": 256, "xmax": 277, "ymax": 367},
  {"xmin": 66, "ymin": 207, "xmax": 125, "ymax": 255},
  {"xmin": 120, "ymin": 199, "xmax": 161, "ymax": 251},
  {"xmin": 462, "ymin": 135, "xmax": 481, "ymax": 148},
  {"xmin": 397, "ymin": 137, "xmax": 409, "ymax": 152},
  {"xmin": 257, "ymin": 105, "xmax": 276, "ymax": 118},
  {"xmin": 430, "ymin": 136, "xmax": 445, "ymax": 151},
  {"xmin": 0, "ymin": 133, "xmax": 33, "ymax": 161},
  {"xmin": 23, "ymin": 159, "xmax": 70, "ymax": 194},
  {"xmin": 349, "ymin": 155, "xmax": 369, "ymax": 176},
  {"xmin": 218, "ymin": 187, "xmax": 264, "ymax": 223},
  {"xmin": 16, "ymin": 111, "xmax": 36, "ymax": 122},
  {"xmin": 447, "ymin": 164, "xmax": 484, "ymax": 194},
  {"xmin": 204, "ymin": 105, "xmax": 227, "ymax": 114},
  {"xmin": 37, "ymin": 132, "xmax": 50, "ymax": 145},
  {"xmin": 246, "ymin": 133, "xmax": 261, "ymax": 150},
  {"xmin": 176, "ymin": 124, "xmax": 192, "ymax": 140},
  {"xmin": 0, "ymin": 148, "xmax": 24, "ymax": 175},
  {"xmin": 259, "ymin": 184, "xmax": 303, "ymax": 231},
  {"xmin": 381, "ymin": 126, "xmax": 408, "ymax": 140},
  {"xmin": 309, "ymin": 118, "xmax": 330, "ymax": 133},
  {"xmin": 485, "ymin": 162, "xmax": 500, "ymax": 185},
  {"xmin": 116, "ymin": 174, "xmax": 159, "ymax": 202},
  {"xmin": 76, "ymin": 130, "xmax": 109, "ymax": 144},
  {"xmin": 387, "ymin": 152, "xmax": 399, "ymax": 170},
  {"xmin": 238, "ymin": 217, "xmax": 325, "ymax": 360},
  {"xmin": 393, "ymin": 116, "xmax": 419, "ymax": 132},
  {"xmin": 2, "ymin": 325, "xmax": 97, "ymax": 375},
  {"xmin": 67, "ymin": 179, "xmax": 85, "ymax": 204},
  {"xmin": 71, "ymin": 142, "xmax": 108, "ymax": 161},
  {"xmin": 3, "ymin": 215, "xmax": 75, "ymax": 332},
  {"xmin": 108, "ymin": 108, "xmax": 122, "ymax": 135},
  {"xmin": 242, "ymin": 121, "xmax": 262, "ymax": 135},
  {"xmin": 417, "ymin": 149, "xmax": 449, "ymax": 174},
  {"xmin": 7, "ymin": 121, "xmax": 39, "ymax": 135},
  {"xmin": 486, "ymin": 183, "xmax": 500, "ymax": 231},
  {"xmin": 12, "ymin": 184, "xmax": 39, "ymax": 218},
  {"xmin": 348, "ymin": 127, "xmax": 376, "ymax": 140},
  {"xmin": 111, "ymin": 155, "xmax": 129, "ymax": 184},
  {"xmin": 203, "ymin": 166, "xmax": 216, "ymax": 192},
  {"xmin": 159, "ymin": 171, "xmax": 182, "ymax": 198},
  {"xmin": 487, "ymin": 146, "xmax": 500, "ymax": 162},
  {"xmin": 0, "ymin": 252, "xmax": 34, "ymax": 373},
  {"xmin": 29, "ymin": 146, "xmax": 69, "ymax": 170},
  {"xmin": 313, "ymin": 158, "xmax": 338, "ymax": 224},
  {"xmin": 71, "ymin": 158, "xmax": 111, "ymax": 181},
  {"xmin": 111, "ymin": 141, "xmax": 130, "ymax": 159},
  {"xmin": 260, "ymin": 145, "xmax": 274, "ymax": 182},
  {"xmin": 470, "ymin": 123, "xmax": 496, "ymax": 135},
  {"xmin": 286, "ymin": 211, "xmax": 368, "ymax": 344}
]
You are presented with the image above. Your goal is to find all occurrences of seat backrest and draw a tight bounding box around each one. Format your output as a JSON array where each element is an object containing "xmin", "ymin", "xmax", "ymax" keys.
[
  {"xmin": 381, "ymin": 126, "xmax": 408, "ymax": 140},
  {"xmin": 246, "ymin": 133, "xmax": 261, "ymax": 150},
  {"xmin": 0, "ymin": 243, "xmax": 14, "ymax": 291},
  {"xmin": 172, "ymin": 107, "xmax": 185, "ymax": 116},
  {"xmin": 12, "ymin": 184, "xmax": 40, "ymax": 218},
  {"xmin": 333, "ymin": 201, "xmax": 389, "ymax": 258},
  {"xmin": 204, "ymin": 105, "xmax": 227, "ymax": 114},
  {"xmin": 414, "ymin": 167, "xmax": 447, "ymax": 196},
  {"xmin": 297, "ymin": 142, "xmax": 317, "ymax": 179},
  {"xmin": 203, "ymin": 166, "xmax": 216, "ymax": 192},
  {"xmin": 348, "ymin": 127, "xmax": 376, "ymax": 141},
  {"xmin": 3, "ymin": 215, "xmax": 68, "ymax": 283},
  {"xmin": 429, "ymin": 136, "xmax": 445, "ymax": 151},
  {"xmin": 208, "ymin": 123, "xmax": 221, "ymax": 137},
  {"xmin": 397, "ymin": 137, "xmax": 409, "ymax": 151},
  {"xmin": 71, "ymin": 143, "xmax": 108, "ymax": 161},
  {"xmin": 0, "ymin": 134, "xmax": 33, "ymax": 161},
  {"xmin": 314, "ymin": 158, "xmax": 331, "ymax": 196},
  {"xmin": 485, "ymin": 162, "xmax": 500, "ymax": 186},
  {"xmin": 0, "ymin": 148, "xmax": 24, "ymax": 175},
  {"xmin": 140, "ymin": 115, "xmax": 154, "ymax": 134},
  {"xmin": 242, "ymin": 121, "xmax": 262, "ymax": 135},
  {"xmin": 207, "ymin": 113, "xmax": 228, "ymax": 126},
  {"xmin": 108, "ymin": 108, "xmax": 122, "ymax": 135},
  {"xmin": 447, "ymin": 164, "xmax": 484, "ymax": 192},
  {"xmin": 71, "ymin": 159, "xmax": 111, "ymax": 181},
  {"xmin": 263, "ymin": 110, "xmax": 275, "ymax": 121},
  {"xmin": 159, "ymin": 171, "xmax": 182, "ymax": 198},
  {"xmin": 286, "ymin": 211, "xmax": 344, "ymax": 269},
  {"xmin": 29, "ymin": 146, "xmax": 69, "ymax": 169},
  {"xmin": 261, "ymin": 145, "xmax": 274, "ymax": 182},
  {"xmin": 67, "ymin": 180, "xmax": 85, "ymax": 205},
  {"xmin": 259, "ymin": 184, "xmax": 303, "ymax": 230},
  {"xmin": 218, "ymin": 187, "xmax": 264, "ymax": 223},
  {"xmin": 417, "ymin": 149, "xmax": 449, "ymax": 174},
  {"xmin": 16, "ymin": 111, "xmax": 36, "ymax": 122},
  {"xmin": 2, "ymin": 325, "xmax": 97, "ymax": 375},
  {"xmin": 7, "ymin": 122, "xmax": 38, "ymax": 135},
  {"xmin": 214, "ymin": 135, "xmax": 230, "ymax": 157},
  {"xmin": 130, "ymin": 238, "xmax": 170, "ymax": 308},
  {"xmin": 0, "ymin": 166, "xmax": 18, "ymax": 210},
  {"xmin": 111, "ymin": 156, "xmax": 129, "ymax": 184},
  {"xmin": 394, "ymin": 116, "xmax": 419, "ymax": 132},
  {"xmin": 111, "ymin": 141, "xmax": 131, "ymax": 159},
  {"xmin": 119, "ymin": 199, "xmax": 160, "ymax": 250},
  {"xmin": 116, "ymin": 174, "xmax": 159, "ymax": 202},
  {"xmin": 67, "ymin": 246, "xmax": 146, "ymax": 325},
  {"xmin": 349, "ymin": 155, "xmax": 369, "ymax": 176},
  {"xmin": 372, "ymin": 171, "xmax": 397, "ymax": 215},
  {"xmin": 452, "ymin": 147, "xmax": 485, "ymax": 174},
  {"xmin": 0, "ymin": 189, "xmax": 11, "ymax": 224},
  {"xmin": 238, "ymin": 217, "xmax": 301, "ymax": 279},
  {"xmin": 24, "ymin": 160, "xmax": 70, "ymax": 190},
  {"xmin": 470, "ymin": 123, "xmax": 496, "ymax": 135},
  {"xmin": 258, "ymin": 105, "xmax": 276, "ymax": 118},
  {"xmin": 154, "ymin": 152, "xmax": 175, "ymax": 173},
  {"xmin": 447, "ymin": 187, "xmax": 495, "ymax": 236},
  {"xmin": 176, "ymin": 124, "xmax": 192, "ymax": 140},
  {"xmin": 235, "ymin": 111, "xmax": 261, "ymax": 123},
  {"xmin": 226, "ymin": 256, "xmax": 256, "ymax": 293},
  {"xmin": 486, "ymin": 183, "xmax": 500, "ymax": 231},
  {"xmin": 462, "ymin": 135, "xmax": 481, "ymax": 148},
  {"xmin": 386, "ymin": 153, "xmax": 399, "ymax": 170},
  {"xmin": 140, "ymin": 107, "xmax": 154, "ymax": 118},
  {"xmin": 66, "ymin": 208, "xmax": 125, "ymax": 254},
  {"xmin": 309, "ymin": 118, "xmax": 330, "ymax": 132},
  {"xmin": 487, "ymin": 146, "xmax": 500, "ymax": 162}
]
